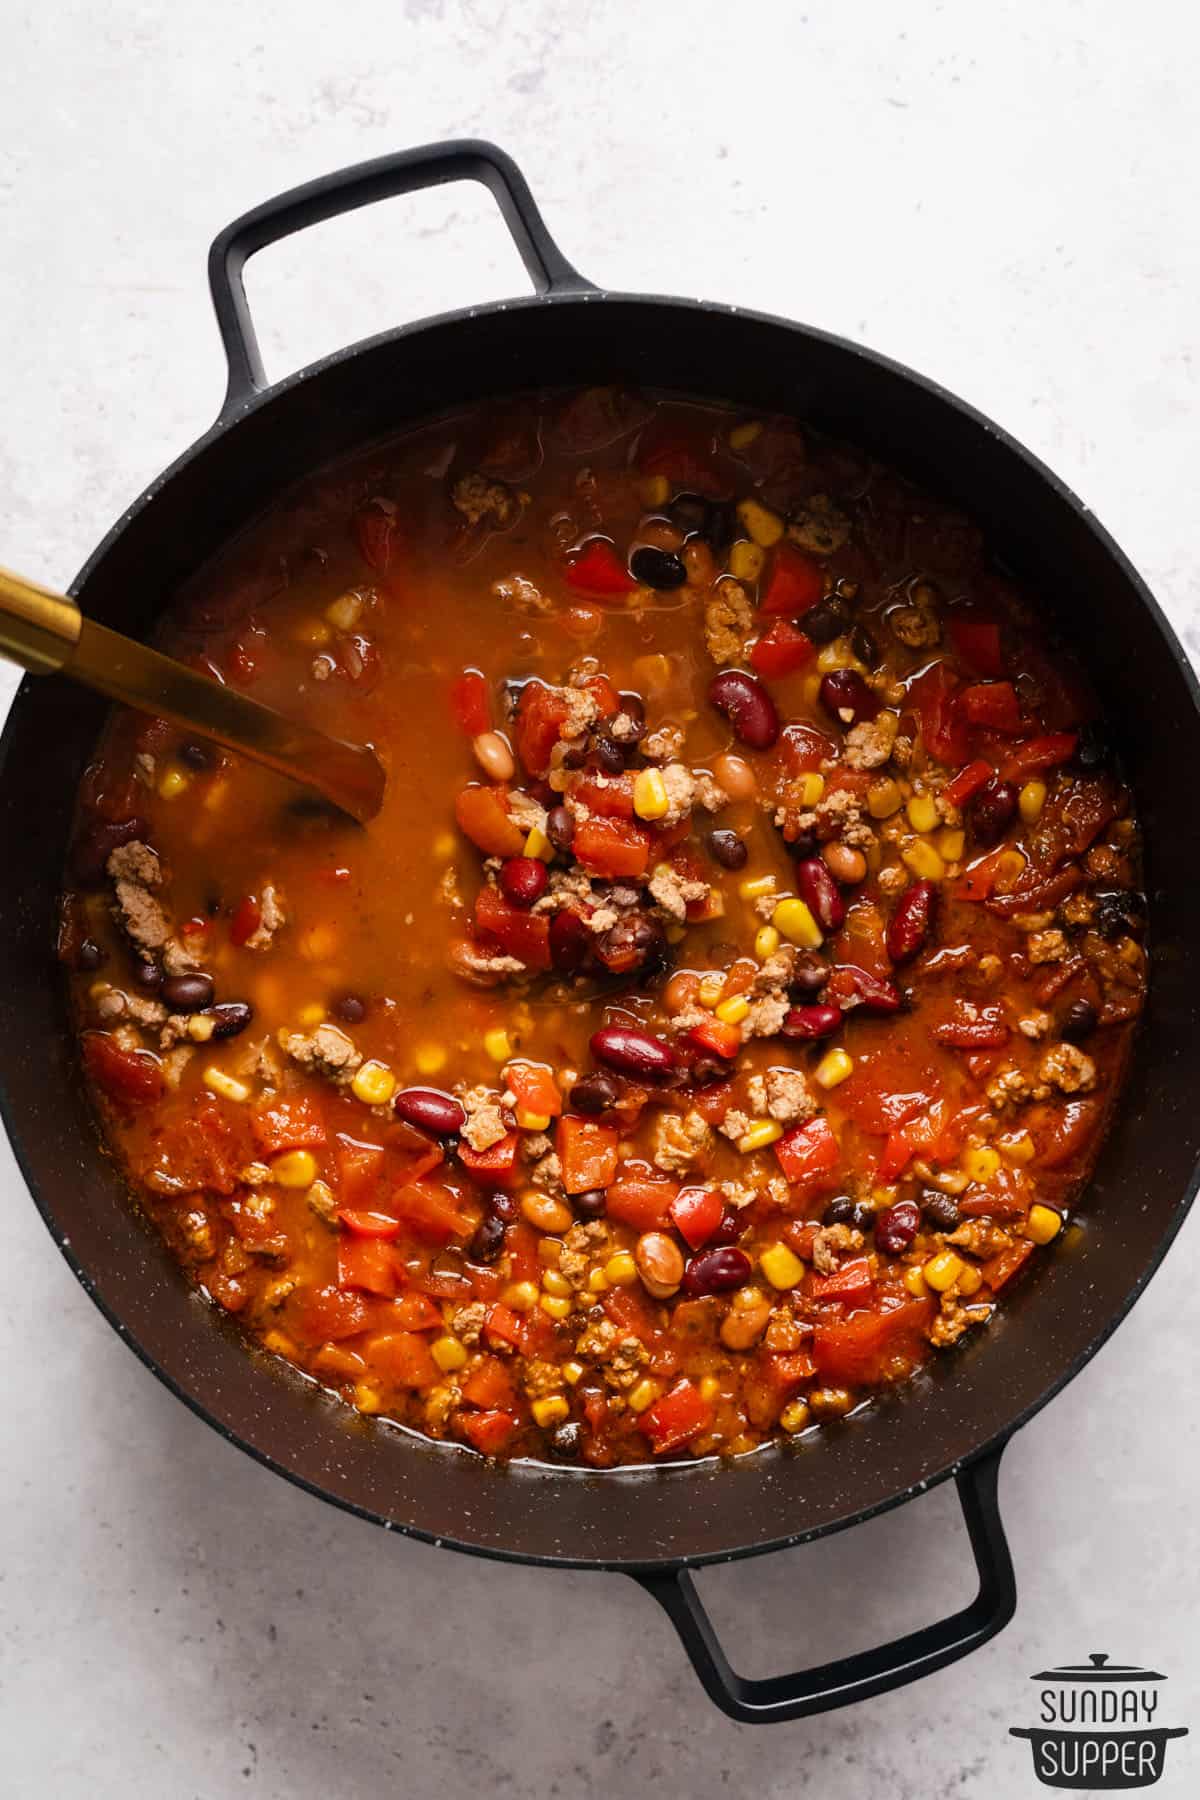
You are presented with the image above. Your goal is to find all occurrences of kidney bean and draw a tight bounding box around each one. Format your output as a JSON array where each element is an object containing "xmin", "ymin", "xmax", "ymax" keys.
[
  {"xmin": 682, "ymin": 1245, "xmax": 752, "ymax": 1295},
  {"xmin": 708, "ymin": 669, "xmax": 780, "ymax": 750},
  {"xmin": 207, "ymin": 1001, "xmax": 253, "ymax": 1039},
  {"xmin": 393, "ymin": 1086, "xmax": 467, "ymax": 1137},
  {"xmin": 331, "ymin": 991, "xmax": 368, "ymax": 1024},
  {"xmin": 688, "ymin": 1055, "xmax": 727, "ymax": 1089},
  {"xmin": 545, "ymin": 805, "xmax": 575, "ymax": 853},
  {"xmin": 709, "ymin": 1208, "xmax": 744, "ymax": 1246},
  {"xmin": 707, "ymin": 828, "xmax": 748, "ymax": 870},
  {"xmin": 635, "ymin": 1230, "xmax": 685, "ymax": 1297},
  {"xmin": 819, "ymin": 669, "xmax": 881, "ymax": 729},
  {"xmin": 795, "ymin": 857, "xmax": 846, "ymax": 932},
  {"xmin": 969, "ymin": 775, "xmax": 1017, "ymax": 844},
  {"xmin": 549, "ymin": 909, "xmax": 589, "ymax": 972},
  {"xmin": 837, "ymin": 964, "xmax": 902, "ymax": 1012},
  {"xmin": 631, "ymin": 546, "xmax": 687, "ymax": 590},
  {"xmin": 161, "ymin": 972, "xmax": 214, "ymax": 1013},
  {"xmin": 1060, "ymin": 998, "xmax": 1098, "ymax": 1043},
  {"xmin": 590, "ymin": 1025, "xmax": 677, "ymax": 1080},
  {"xmin": 886, "ymin": 880, "xmax": 937, "ymax": 964},
  {"xmin": 875, "ymin": 1198, "xmax": 921, "ymax": 1254},
  {"xmin": 569, "ymin": 1071, "xmax": 618, "ymax": 1114},
  {"xmin": 800, "ymin": 596, "xmax": 851, "ymax": 645},
  {"xmin": 921, "ymin": 1190, "xmax": 961, "ymax": 1231},
  {"xmin": 571, "ymin": 1187, "xmax": 608, "ymax": 1220},
  {"xmin": 71, "ymin": 816, "xmax": 148, "ymax": 887},
  {"xmin": 782, "ymin": 1003, "xmax": 842, "ymax": 1040},
  {"xmin": 500, "ymin": 856, "xmax": 549, "ymax": 908}
]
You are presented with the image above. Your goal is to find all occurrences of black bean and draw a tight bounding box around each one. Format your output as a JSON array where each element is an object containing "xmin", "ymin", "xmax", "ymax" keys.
[
  {"xmin": 822, "ymin": 1196, "xmax": 856, "ymax": 1226},
  {"xmin": 667, "ymin": 493, "xmax": 710, "ymax": 537},
  {"xmin": 1094, "ymin": 889, "xmax": 1146, "ymax": 941},
  {"xmin": 704, "ymin": 499, "xmax": 738, "ymax": 549},
  {"xmin": 1060, "ymin": 998, "xmax": 1098, "ymax": 1043},
  {"xmin": 707, "ymin": 828, "xmax": 748, "ymax": 870},
  {"xmin": 785, "ymin": 827, "xmax": 819, "ymax": 861},
  {"xmin": 331, "ymin": 991, "xmax": 368, "ymax": 1025},
  {"xmin": 75, "ymin": 938, "xmax": 106, "ymax": 973},
  {"xmin": 560, "ymin": 743, "xmax": 587, "ymax": 771},
  {"xmin": 800, "ymin": 597, "xmax": 851, "ymax": 645},
  {"xmin": 1073, "ymin": 722, "xmax": 1112, "ymax": 772},
  {"xmin": 592, "ymin": 913, "xmax": 667, "ymax": 977},
  {"xmin": 850, "ymin": 624, "xmax": 879, "ymax": 667},
  {"xmin": 132, "ymin": 958, "xmax": 162, "ymax": 992},
  {"xmin": 178, "ymin": 740, "xmax": 213, "ymax": 770},
  {"xmin": 571, "ymin": 1188, "xmax": 608, "ymax": 1220},
  {"xmin": 548, "ymin": 1421, "xmax": 583, "ymax": 1458},
  {"xmin": 921, "ymin": 1190, "xmax": 962, "ymax": 1231},
  {"xmin": 790, "ymin": 952, "xmax": 830, "ymax": 995},
  {"xmin": 570, "ymin": 1072, "xmax": 619, "ymax": 1114},
  {"xmin": 617, "ymin": 692, "xmax": 646, "ymax": 723},
  {"xmin": 160, "ymin": 972, "xmax": 215, "ymax": 1013},
  {"xmin": 546, "ymin": 805, "xmax": 575, "ymax": 853},
  {"xmin": 207, "ymin": 1001, "xmax": 253, "ymax": 1039},
  {"xmin": 591, "ymin": 733, "xmax": 626, "ymax": 775},
  {"xmin": 631, "ymin": 546, "xmax": 687, "ymax": 591},
  {"xmin": 469, "ymin": 1214, "xmax": 507, "ymax": 1264},
  {"xmin": 489, "ymin": 1191, "xmax": 519, "ymax": 1224}
]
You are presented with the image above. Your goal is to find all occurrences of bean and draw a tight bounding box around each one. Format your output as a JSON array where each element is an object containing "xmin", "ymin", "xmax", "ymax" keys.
[
  {"xmin": 790, "ymin": 951, "xmax": 831, "ymax": 995},
  {"xmin": 839, "ymin": 964, "xmax": 902, "ymax": 1012},
  {"xmin": 550, "ymin": 908, "xmax": 589, "ymax": 972},
  {"xmin": 331, "ymin": 991, "xmax": 367, "ymax": 1024},
  {"xmin": 800, "ymin": 597, "xmax": 851, "ymax": 645},
  {"xmin": 850, "ymin": 623, "xmax": 880, "ymax": 667},
  {"xmin": 489, "ymin": 1191, "xmax": 519, "ymax": 1224},
  {"xmin": 819, "ymin": 669, "xmax": 881, "ymax": 729},
  {"xmin": 784, "ymin": 826, "xmax": 819, "ymax": 861},
  {"xmin": 707, "ymin": 828, "xmax": 748, "ymax": 870},
  {"xmin": 823, "ymin": 1196, "xmax": 873, "ymax": 1231},
  {"xmin": 71, "ymin": 815, "xmax": 148, "ymax": 887},
  {"xmin": 886, "ymin": 880, "xmax": 937, "ymax": 964},
  {"xmin": 571, "ymin": 1187, "xmax": 608, "ymax": 1219},
  {"xmin": 469, "ymin": 1213, "xmax": 507, "ymax": 1264},
  {"xmin": 682, "ymin": 1245, "xmax": 752, "ymax": 1296},
  {"xmin": 548, "ymin": 1421, "xmax": 584, "ymax": 1459},
  {"xmin": 546, "ymin": 805, "xmax": 575, "ymax": 853},
  {"xmin": 921, "ymin": 1190, "xmax": 961, "ymax": 1231},
  {"xmin": 709, "ymin": 1208, "xmax": 744, "ymax": 1246},
  {"xmin": 708, "ymin": 669, "xmax": 779, "ymax": 750},
  {"xmin": 73, "ymin": 938, "xmax": 105, "ymax": 973},
  {"xmin": 667, "ymin": 493, "xmax": 710, "ymax": 537},
  {"xmin": 795, "ymin": 857, "xmax": 846, "ymax": 932},
  {"xmin": 712, "ymin": 752, "xmax": 757, "ymax": 800},
  {"xmin": 1060, "ymin": 998, "xmax": 1098, "ymax": 1043},
  {"xmin": 591, "ymin": 733, "xmax": 627, "ymax": 775},
  {"xmin": 1094, "ymin": 888, "xmax": 1146, "ymax": 940},
  {"xmin": 823, "ymin": 842, "xmax": 868, "ymax": 884},
  {"xmin": 207, "ymin": 1001, "xmax": 253, "ymax": 1039},
  {"xmin": 393, "ymin": 1087, "xmax": 467, "ymax": 1137},
  {"xmin": 663, "ymin": 970, "xmax": 701, "ymax": 1015},
  {"xmin": 782, "ymin": 1003, "xmax": 842, "ymax": 1040},
  {"xmin": 874, "ymin": 1198, "xmax": 921, "ymax": 1254},
  {"xmin": 1073, "ymin": 721, "xmax": 1112, "ymax": 772},
  {"xmin": 635, "ymin": 1230, "xmax": 684, "ymax": 1298},
  {"xmin": 720, "ymin": 1294, "xmax": 772, "ymax": 1350},
  {"xmin": 631, "ymin": 546, "xmax": 688, "ymax": 590},
  {"xmin": 617, "ymin": 692, "xmax": 646, "ymax": 723},
  {"xmin": 178, "ymin": 740, "xmax": 213, "ymax": 770},
  {"xmin": 569, "ymin": 1071, "xmax": 618, "ymax": 1114},
  {"xmin": 161, "ymin": 972, "xmax": 214, "ymax": 1013},
  {"xmin": 521, "ymin": 1190, "xmax": 574, "ymax": 1234},
  {"xmin": 969, "ymin": 776, "xmax": 1017, "ymax": 844},
  {"xmin": 590, "ymin": 1025, "xmax": 677, "ymax": 1080},
  {"xmin": 132, "ymin": 957, "xmax": 162, "ymax": 991},
  {"xmin": 473, "ymin": 730, "xmax": 515, "ymax": 782},
  {"xmin": 689, "ymin": 1055, "xmax": 727, "ymax": 1088},
  {"xmin": 592, "ymin": 913, "xmax": 667, "ymax": 976},
  {"xmin": 683, "ymin": 540, "xmax": 717, "ymax": 587},
  {"xmin": 500, "ymin": 856, "xmax": 549, "ymax": 908}
]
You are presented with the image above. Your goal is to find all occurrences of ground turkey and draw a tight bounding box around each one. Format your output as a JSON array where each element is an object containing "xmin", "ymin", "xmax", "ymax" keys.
[{"xmin": 651, "ymin": 1108, "xmax": 714, "ymax": 1174}]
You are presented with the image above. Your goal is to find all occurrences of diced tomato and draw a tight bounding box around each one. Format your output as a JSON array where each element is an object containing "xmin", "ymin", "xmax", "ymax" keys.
[
  {"xmin": 605, "ymin": 1168, "xmax": 676, "ymax": 1232},
  {"xmin": 354, "ymin": 500, "xmax": 398, "ymax": 572},
  {"xmin": 391, "ymin": 1179, "xmax": 477, "ymax": 1242},
  {"xmin": 776, "ymin": 720, "xmax": 837, "ymax": 772},
  {"xmin": 82, "ymin": 1032, "xmax": 164, "ymax": 1107},
  {"xmin": 637, "ymin": 1379, "xmax": 714, "ymax": 1455},
  {"xmin": 393, "ymin": 1292, "xmax": 443, "ymax": 1331},
  {"xmin": 582, "ymin": 673, "xmax": 620, "ymax": 717},
  {"xmin": 774, "ymin": 1114, "xmax": 840, "ymax": 1185},
  {"xmin": 514, "ymin": 680, "xmax": 571, "ymax": 776},
  {"xmin": 461, "ymin": 1355, "xmax": 518, "ymax": 1410},
  {"xmin": 760, "ymin": 1346, "xmax": 817, "ymax": 1397},
  {"xmin": 461, "ymin": 1409, "xmax": 520, "ymax": 1455},
  {"xmin": 300, "ymin": 1284, "xmax": 374, "ymax": 1343},
  {"xmin": 604, "ymin": 1284, "xmax": 663, "ymax": 1343},
  {"xmin": 334, "ymin": 1136, "xmax": 386, "ymax": 1208},
  {"xmin": 229, "ymin": 893, "xmax": 262, "ymax": 948},
  {"xmin": 455, "ymin": 784, "xmax": 526, "ymax": 858},
  {"xmin": 251, "ymin": 1094, "xmax": 327, "ymax": 1155},
  {"xmin": 557, "ymin": 1115, "xmax": 620, "ymax": 1195},
  {"xmin": 982, "ymin": 1240, "xmax": 1035, "ymax": 1292},
  {"xmin": 367, "ymin": 1330, "xmax": 439, "ymax": 1389},
  {"xmin": 568, "ymin": 771, "xmax": 635, "ymax": 819},
  {"xmin": 135, "ymin": 1102, "xmax": 245, "ymax": 1195},
  {"xmin": 760, "ymin": 541, "xmax": 825, "ymax": 616},
  {"xmin": 999, "ymin": 732, "xmax": 1078, "ymax": 784},
  {"xmin": 386, "ymin": 1122, "xmax": 444, "ymax": 1185},
  {"xmin": 931, "ymin": 1003, "xmax": 1010, "ymax": 1050},
  {"xmin": 952, "ymin": 847, "xmax": 1011, "ymax": 902},
  {"xmin": 669, "ymin": 1186, "xmax": 724, "ymax": 1251},
  {"xmin": 960, "ymin": 680, "xmax": 1024, "ymax": 735},
  {"xmin": 455, "ymin": 1128, "xmax": 523, "ymax": 1189},
  {"xmin": 310, "ymin": 1342, "xmax": 368, "ymax": 1380},
  {"xmin": 564, "ymin": 538, "xmax": 637, "ymax": 597},
  {"xmin": 483, "ymin": 1303, "xmax": 525, "ymax": 1350},
  {"xmin": 506, "ymin": 1062, "xmax": 563, "ymax": 1119},
  {"xmin": 804, "ymin": 1256, "xmax": 874, "ymax": 1303},
  {"xmin": 877, "ymin": 1127, "xmax": 916, "ymax": 1181},
  {"xmin": 337, "ymin": 1208, "xmax": 401, "ymax": 1240},
  {"xmin": 686, "ymin": 1017, "xmax": 742, "ymax": 1060},
  {"xmin": 941, "ymin": 759, "xmax": 994, "ymax": 807},
  {"xmin": 812, "ymin": 1297, "xmax": 934, "ymax": 1386},
  {"xmin": 472, "ymin": 885, "xmax": 552, "ymax": 970},
  {"xmin": 749, "ymin": 619, "xmax": 815, "ymax": 679},
  {"xmin": 450, "ymin": 669, "xmax": 491, "ymax": 736},
  {"xmin": 782, "ymin": 1221, "xmax": 819, "ymax": 1260},
  {"xmin": 909, "ymin": 661, "xmax": 969, "ymax": 765},
  {"xmin": 690, "ymin": 1079, "xmax": 735, "ymax": 1125},
  {"xmin": 337, "ymin": 1236, "xmax": 402, "ymax": 1297},
  {"xmin": 947, "ymin": 616, "xmax": 1005, "ymax": 678},
  {"xmin": 573, "ymin": 815, "xmax": 651, "ymax": 880}
]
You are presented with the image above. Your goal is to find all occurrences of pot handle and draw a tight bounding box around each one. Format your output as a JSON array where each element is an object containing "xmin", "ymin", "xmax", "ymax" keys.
[
  {"xmin": 207, "ymin": 138, "xmax": 590, "ymax": 419},
  {"xmin": 633, "ymin": 1444, "xmax": 1015, "ymax": 1724}
]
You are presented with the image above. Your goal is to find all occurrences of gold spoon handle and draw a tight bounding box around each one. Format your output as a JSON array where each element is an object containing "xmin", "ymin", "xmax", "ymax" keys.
[{"xmin": 0, "ymin": 565, "xmax": 385, "ymax": 824}]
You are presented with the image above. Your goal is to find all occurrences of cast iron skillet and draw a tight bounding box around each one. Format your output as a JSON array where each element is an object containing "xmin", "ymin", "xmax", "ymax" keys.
[{"xmin": 2, "ymin": 142, "xmax": 1197, "ymax": 1725}]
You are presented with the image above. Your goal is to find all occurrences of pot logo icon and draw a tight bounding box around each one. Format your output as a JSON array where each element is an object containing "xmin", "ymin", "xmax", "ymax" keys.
[{"xmin": 1010, "ymin": 1653, "xmax": 1188, "ymax": 1789}]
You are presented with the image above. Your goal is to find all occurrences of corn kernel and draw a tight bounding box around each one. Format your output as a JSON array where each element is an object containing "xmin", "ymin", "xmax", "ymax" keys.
[
  {"xmin": 515, "ymin": 1108, "xmax": 552, "ymax": 1132},
  {"xmin": 923, "ymin": 1250, "xmax": 965, "ymax": 1292},
  {"xmin": 325, "ymin": 589, "xmax": 365, "ymax": 632},
  {"xmin": 586, "ymin": 1267, "xmax": 610, "ymax": 1293},
  {"xmin": 633, "ymin": 768, "xmax": 670, "ymax": 821},
  {"xmin": 260, "ymin": 1329, "xmax": 296, "ymax": 1358},
  {"xmin": 562, "ymin": 1360, "xmax": 585, "ymax": 1385},
  {"xmin": 351, "ymin": 1060, "xmax": 396, "ymax": 1106},
  {"xmin": 760, "ymin": 1242, "xmax": 805, "ymax": 1289},
  {"xmin": 1019, "ymin": 779, "xmax": 1047, "ymax": 824},
  {"xmin": 904, "ymin": 1264, "xmax": 930, "ymax": 1298},
  {"xmin": 698, "ymin": 1375, "xmax": 722, "ymax": 1403},
  {"xmin": 868, "ymin": 777, "xmax": 903, "ymax": 819},
  {"xmin": 780, "ymin": 1400, "xmax": 811, "ymax": 1434},
  {"xmin": 632, "ymin": 652, "xmax": 671, "ymax": 693},
  {"xmin": 906, "ymin": 793, "xmax": 940, "ymax": 834},
  {"xmin": 294, "ymin": 618, "xmax": 332, "ymax": 648},
  {"xmin": 524, "ymin": 824, "xmax": 554, "ymax": 862},
  {"xmin": 737, "ymin": 1119, "xmax": 784, "ymax": 1154},
  {"xmin": 431, "ymin": 1335, "xmax": 468, "ymax": 1373},
  {"xmin": 540, "ymin": 1293, "xmax": 573, "ymax": 1320},
  {"xmin": 698, "ymin": 976, "xmax": 724, "ymax": 1009},
  {"xmin": 541, "ymin": 1268, "xmax": 571, "ymax": 1298},
  {"xmin": 956, "ymin": 1264, "xmax": 984, "ymax": 1297},
  {"xmin": 414, "ymin": 1042, "xmax": 447, "ymax": 1076},
  {"xmin": 902, "ymin": 840, "xmax": 946, "ymax": 881},
  {"xmin": 739, "ymin": 874, "xmax": 777, "ymax": 900},
  {"xmin": 715, "ymin": 994, "xmax": 751, "ymax": 1026},
  {"xmin": 297, "ymin": 1002, "xmax": 326, "ymax": 1028},
  {"xmin": 728, "ymin": 539, "xmax": 765, "ymax": 581},
  {"xmin": 993, "ymin": 849, "xmax": 1027, "ymax": 891},
  {"xmin": 531, "ymin": 1394, "xmax": 571, "ymax": 1428},
  {"xmin": 998, "ymin": 1130, "xmax": 1035, "ymax": 1164},
  {"xmin": 938, "ymin": 827, "xmax": 965, "ymax": 862},
  {"xmin": 638, "ymin": 474, "xmax": 670, "ymax": 507},
  {"xmin": 772, "ymin": 898, "xmax": 823, "ymax": 948},
  {"xmin": 962, "ymin": 1145, "xmax": 1001, "ymax": 1184},
  {"xmin": 628, "ymin": 1379, "xmax": 661, "ymax": 1414},
  {"xmin": 665, "ymin": 923, "xmax": 687, "ymax": 944},
  {"xmin": 433, "ymin": 830, "xmax": 457, "ymax": 859},
  {"xmin": 1026, "ymin": 1203, "xmax": 1064, "ymax": 1245},
  {"xmin": 203, "ymin": 1066, "xmax": 252, "ymax": 1103},
  {"xmin": 502, "ymin": 1280, "xmax": 539, "ymax": 1312},
  {"xmin": 736, "ymin": 497, "xmax": 784, "ymax": 547},
  {"xmin": 729, "ymin": 419, "xmax": 763, "ymax": 450},
  {"xmin": 605, "ymin": 1251, "xmax": 638, "ymax": 1286},
  {"xmin": 272, "ymin": 1149, "xmax": 318, "ymax": 1188},
  {"xmin": 157, "ymin": 766, "xmax": 190, "ymax": 801},
  {"xmin": 755, "ymin": 925, "xmax": 781, "ymax": 960},
  {"xmin": 354, "ymin": 1382, "xmax": 385, "ymax": 1415},
  {"xmin": 186, "ymin": 1013, "xmax": 216, "ymax": 1043},
  {"xmin": 814, "ymin": 1048, "xmax": 854, "ymax": 1089},
  {"xmin": 798, "ymin": 771, "xmax": 826, "ymax": 807}
]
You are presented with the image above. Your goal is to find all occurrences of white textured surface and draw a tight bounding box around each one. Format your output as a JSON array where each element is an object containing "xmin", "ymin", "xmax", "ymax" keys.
[{"xmin": 2, "ymin": 4, "xmax": 1198, "ymax": 1795}]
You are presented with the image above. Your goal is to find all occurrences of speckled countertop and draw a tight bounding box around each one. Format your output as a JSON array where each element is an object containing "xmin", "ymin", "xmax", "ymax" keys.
[{"xmin": 1, "ymin": 4, "xmax": 1197, "ymax": 1795}]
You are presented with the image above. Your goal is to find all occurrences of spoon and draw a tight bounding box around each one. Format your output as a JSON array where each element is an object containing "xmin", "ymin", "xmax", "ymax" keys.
[{"xmin": 0, "ymin": 564, "xmax": 386, "ymax": 823}]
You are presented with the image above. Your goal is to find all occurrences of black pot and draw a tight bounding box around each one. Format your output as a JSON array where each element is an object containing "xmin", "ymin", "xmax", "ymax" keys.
[{"xmin": 2, "ymin": 141, "xmax": 1197, "ymax": 1724}]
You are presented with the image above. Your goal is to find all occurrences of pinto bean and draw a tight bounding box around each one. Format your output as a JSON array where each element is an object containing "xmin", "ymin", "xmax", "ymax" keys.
[
  {"xmin": 708, "ymin": 670, "xmax": 780, "ymax": 750},
  {"xmin": 886, "ymin": 880, "xmax": 937, "ymax": 964},
  {"xmin": 635, "ymin": 1231, "xmax": 684, "ymax": 1297},
  {"xmin": 590, "ymin": 1025, "xmax": 677, "ymax": 1081}
]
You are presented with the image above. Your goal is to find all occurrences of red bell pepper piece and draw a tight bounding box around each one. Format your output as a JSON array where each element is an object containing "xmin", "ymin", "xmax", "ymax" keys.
[
  {"xmin": 337, "ymin": 1236, "xmax": 402, "ymax": 1298},
  {"xmin": 981, "ymin": 1240, "xmax": 1035, "ymax": 1292},
  {"xmin": 749, "ymin": 619, "xmax": 816, "ymax": 679},
  {"xmin": 637, "ymin": 420, "xmax": 723, "ymax": 496},
  {"xmin": 564, "ymin": 538, "xmax": 637, "ymax": 597},
  {"xmin": 506, "ymin": 1061, "xmax": 563, "ymax": 1119},
  {"xmin": 461, "ymin": 1355, "xmax": 518, "ymax": 1411},
  {"xmin": 461, "ymin": 1409, "xmax": 520, "ymax": 1455},
  {"xmin": 804, "ymin": 1256, "xmax": 874, "ymax": 1303},
  {"xmin": 812, "ymin": 1297, "xmax": 933, "ymax": 1386},
  {"xmin": 391, "ymin": 1179, "xmax": 478, "ymax": 1241},
  {"xmin": 960, "ymin": 681, "xmax": 1024, "ymax": 735},
  {"xmin": 668, "ymin": 1186, "xmax": 724, "ymax": 1251},
  {"xmin": 557, "ymin": 1115, "xmax": 620, "ymax": 1195},
  {"xmin": 941, "ymin": 759, "xmax": 994, "ymax": 807},
  {"xmin": 450, "ymin": 669, "xmax": 491, "ymax": 736},
  {"xmin": 774, "ymin": 1114, "xmax": 840, "ymax": 1185},
  {"xmin": 947, "ymin": 616, "xmax": 1005, "ymax": 678},
  {"xmin": 299, "ymin": 1285, "xmax": 374, "ymax": 1343},
  {"xmin": 392, "ymin": 1292, "xmax": 444, "ymax": 1331},
  {"xmin": 999, "ymin": 732, "xmax": 1079, "ymax": 784},
  {"xmin": 455, "ymin": 1132, "xmax": 522, "ymax": 1189},
  {"xmin": 637, "ymin": 1379, "xmax": 715, "ymax": 1455},
  {"xmin": 251, "ymin": 1094, "xmax": 327, "ymax": 1155},
  {"xmin": 909, "ymin": 661, "xmax": 969, "ymax": 764},
  {"xmin": 605, "ymin": 1169, "xmax": 676, "ymax": 1232},
  {"xmin": 573, "ymin": 814, "xmax": 651, "ymax": 880},
  {"xmin": 760, "ymin": 540, "xmax": 825, "ymax": 616},
  {"xmin": 877, "ymin": 1127, "xmax": 916, "ymax": 1182},
  {"xmin": 952, "ymin": 847, "xmax": 1011, "ymax": 902},
  {"xmin": 483, "ymin": 1303, "xmax": 526, "ymax": 1351},
  {"xmin": 686, "ymin": 1017, "xmax": 743, "ymax": 1060},
  {"xmin": 337, "ymin": 1208, "xmax": 402, "ymax": 1240}
]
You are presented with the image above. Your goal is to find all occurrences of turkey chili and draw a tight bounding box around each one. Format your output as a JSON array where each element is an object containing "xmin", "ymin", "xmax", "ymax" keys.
[{"xmin": 60, "ymin": 392, "xmax": 1145, "ymax": 1467}]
